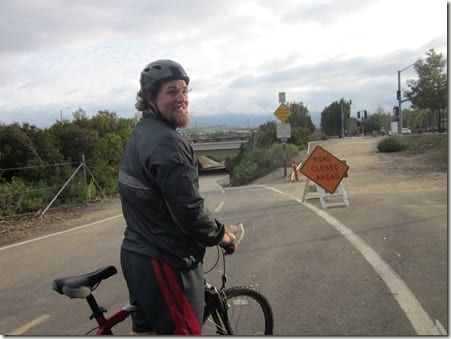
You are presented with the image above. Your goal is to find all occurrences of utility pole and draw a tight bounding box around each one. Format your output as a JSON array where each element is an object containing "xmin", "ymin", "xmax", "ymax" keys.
[
  {"xmin": 340, "ymin": 99, "xmax": 351, "ymax": 138},
  {"xmin": 60, "ymin": 107, "xmax": 71, "ymax": 121},
  {"xmin": 340, "ymin": 103, "xmax": 344, "ymax": 138},
  {"xmin": 397, "ymin": 62, "xmax": 417, "ymax": 134}
]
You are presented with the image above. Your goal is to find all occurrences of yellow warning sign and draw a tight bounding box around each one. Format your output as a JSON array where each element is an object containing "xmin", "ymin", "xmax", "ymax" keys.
[
  {"xmin": 274, "ymin": 103, "xmax": 292, "ymax": 122},
  {"xmin": 300, "ymin": 145, "xmax": 349, "ymax": 194}
]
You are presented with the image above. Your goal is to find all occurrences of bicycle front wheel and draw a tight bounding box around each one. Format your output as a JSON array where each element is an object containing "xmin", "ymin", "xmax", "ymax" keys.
[{"xmin": 203, "ymin": 286, "xmax": 273, "ymax": 335}]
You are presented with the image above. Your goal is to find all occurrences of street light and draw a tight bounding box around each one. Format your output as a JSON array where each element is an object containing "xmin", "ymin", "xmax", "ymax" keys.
[
  {"xmin": 397, "ymin": 61, "xmax": 417, "ymax": 134},
  {"xmin": 340, "ymin": 99, "xmax": 352, "ymax": 138},
  {"xmin": 60, "ymin": 107, "xmax": 71, "ymax": 121}
]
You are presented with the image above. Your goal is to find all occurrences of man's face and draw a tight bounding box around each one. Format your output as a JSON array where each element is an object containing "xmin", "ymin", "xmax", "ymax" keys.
[{"xmin": 152, "ymin": 79, "xmax": 190, "ymax": 128}]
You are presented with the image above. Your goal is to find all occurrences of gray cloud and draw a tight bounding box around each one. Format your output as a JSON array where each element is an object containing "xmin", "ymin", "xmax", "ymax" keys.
[{"xmin": 0, "ymin": 0, "xmax": 447, "ymax": 128}]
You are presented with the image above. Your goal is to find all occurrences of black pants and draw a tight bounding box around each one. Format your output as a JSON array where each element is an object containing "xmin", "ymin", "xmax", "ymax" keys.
[{"xmin": 120, "ymin": 249, "xmax": 204, "ymax": 334}]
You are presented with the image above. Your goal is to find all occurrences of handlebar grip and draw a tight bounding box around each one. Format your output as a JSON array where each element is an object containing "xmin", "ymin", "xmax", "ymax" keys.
[{"xmin": 222, "ymin": 243, "xmax": 235, "ymax": 255}]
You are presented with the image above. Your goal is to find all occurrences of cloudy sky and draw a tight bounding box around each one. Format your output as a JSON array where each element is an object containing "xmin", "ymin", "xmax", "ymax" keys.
[{"xmin": 0, "ymin": 0, "xmax": 447, "ymax": 128}]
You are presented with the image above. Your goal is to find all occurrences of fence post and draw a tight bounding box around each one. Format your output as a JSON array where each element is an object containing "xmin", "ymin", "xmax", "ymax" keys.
[
  {"xmin": 40, "ymin": 163, "xmax": 83, "ymax": 217},
  {"xmin": 82, "ymin": 154, "xmax": 88, "ymax": 206}
]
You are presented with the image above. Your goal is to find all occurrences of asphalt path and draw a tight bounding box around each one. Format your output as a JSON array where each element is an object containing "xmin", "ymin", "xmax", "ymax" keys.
[{"xmin": 0, "ymin": 174, "xmax": 447, "ymax": 335}]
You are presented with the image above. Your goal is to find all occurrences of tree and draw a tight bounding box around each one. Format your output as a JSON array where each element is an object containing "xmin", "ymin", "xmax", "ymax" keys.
[
  {"xmin": 364, "ymin": 113, "xmax": 392, "ymax": 134},
  {"xmin": 406, "ymin": 48, "xmax": 447, "ymax": 132},
  {"xmin": 287, "ymin": 102, "xmax": 315, "ymax": 133},
  {"xmin": 320, "ymin": 98, "xmax": 351, "ymax": 136},
  {"xmin": 254, "ymin": 121, "xmax": 277, "ymax": 148},
  {"xmin": 49, "ymin": 122, "xmax": 102, "ymax": 163},
  {"xmin": 289, "ymin": 127, "xmax": 310, "ymax": 149},
  {"xmin": 73, "ymin": 108, "xmax": 88, "ymax": 121},
  {"xmin": 0, "ymin": 124, "xmax": 32, "ymax": 179}
]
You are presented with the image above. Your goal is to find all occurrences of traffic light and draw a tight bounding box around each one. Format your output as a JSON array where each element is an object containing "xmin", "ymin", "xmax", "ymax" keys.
[
  {"xmin": 393, "ymin": 106, "xmax": 399, "ymax": 115},
  {"xmin": 357, "ymin": 111, "xmax": 360, "ymax": 119},
  {"xmin": 396, "ymin": 90, "xmax": 401, "ymax": 100},
  {"xmin": 364, "ymin": 110, "xmax": 367, "ymax": 119}
]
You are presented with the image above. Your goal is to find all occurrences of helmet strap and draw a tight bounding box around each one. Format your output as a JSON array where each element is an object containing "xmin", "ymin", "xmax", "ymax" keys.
[{"xmin": 149, "ymin": 104, "xmax": 175, "ymax": 128}]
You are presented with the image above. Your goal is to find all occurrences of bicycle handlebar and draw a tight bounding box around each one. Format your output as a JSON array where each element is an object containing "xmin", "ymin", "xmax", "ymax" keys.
[{"xmin": 221, "ymin": 223, "xmax": 244, "ymax": 255}]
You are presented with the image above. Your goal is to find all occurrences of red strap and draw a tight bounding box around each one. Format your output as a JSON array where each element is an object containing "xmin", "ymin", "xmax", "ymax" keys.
[{"xmin": 151, "ymin": 258, "xmax": 201, "ymax": 335}]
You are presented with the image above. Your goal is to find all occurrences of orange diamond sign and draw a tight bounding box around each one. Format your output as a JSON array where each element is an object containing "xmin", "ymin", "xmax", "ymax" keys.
[{"xmin": 300, "ymin": 145, "xmax": 349, "ymax": 194}]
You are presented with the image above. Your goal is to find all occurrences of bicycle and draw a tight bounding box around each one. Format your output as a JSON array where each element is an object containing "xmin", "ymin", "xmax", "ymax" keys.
[{"xmin": 52, "ymin": 223, "xmax": 274, "ymax": 335}]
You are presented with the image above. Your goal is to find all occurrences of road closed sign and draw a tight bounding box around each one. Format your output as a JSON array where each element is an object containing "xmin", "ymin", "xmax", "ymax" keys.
[{"xmin": 300, "ymin": 145, "xmax": 349, "ymax": 194}]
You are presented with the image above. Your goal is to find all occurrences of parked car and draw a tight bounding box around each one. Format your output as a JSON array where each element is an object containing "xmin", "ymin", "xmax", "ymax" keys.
[{"xmin": 401, "ymin": 128, "xmax": 412, "ymax": 135}]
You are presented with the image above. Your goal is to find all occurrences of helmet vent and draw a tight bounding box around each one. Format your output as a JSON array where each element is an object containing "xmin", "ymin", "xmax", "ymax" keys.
[{"xmin": 153, "ymin": 65, "xmax": 162, "ymax": 70}]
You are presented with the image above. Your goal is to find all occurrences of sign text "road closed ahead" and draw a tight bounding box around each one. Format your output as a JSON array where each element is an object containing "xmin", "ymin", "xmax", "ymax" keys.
[{"xmin": 300, "ymin": 145, "xmax": 349, "ymax": 193}]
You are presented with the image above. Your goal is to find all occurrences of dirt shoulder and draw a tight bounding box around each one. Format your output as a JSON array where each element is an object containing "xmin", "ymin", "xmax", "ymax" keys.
[{"xmin": 252, "ymin": 135, "xmax": 447, "ymax": 193}]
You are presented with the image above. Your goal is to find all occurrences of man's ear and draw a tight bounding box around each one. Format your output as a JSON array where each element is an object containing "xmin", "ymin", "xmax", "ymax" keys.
[{"xmin": 147, "ymin": 98, "xmax": 156, "ymax": 107}]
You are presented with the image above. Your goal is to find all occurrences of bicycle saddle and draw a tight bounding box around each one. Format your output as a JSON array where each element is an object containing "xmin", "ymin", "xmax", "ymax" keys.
[{"xmin": 52, "ymin": 265, "xmax": 117, "ymax": 299}]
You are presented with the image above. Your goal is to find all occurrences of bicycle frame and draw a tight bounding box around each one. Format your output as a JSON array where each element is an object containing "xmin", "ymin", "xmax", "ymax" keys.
[
  {"xmin": 83, "ymin": 281, "xmax": 231, "ymax": 335},
  {"xmin": 204, "ymin": 282, "xmax": 233, "ymax": 335},
  {"xmin": 85, "ymin": 294, "xmax": 137, "ymax": 335}
]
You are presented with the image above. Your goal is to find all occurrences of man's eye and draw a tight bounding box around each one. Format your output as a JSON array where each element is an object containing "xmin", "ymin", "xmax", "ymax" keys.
[{"xmin": 166, "ymin": 88, "xmax": 190, "ymax": 96}]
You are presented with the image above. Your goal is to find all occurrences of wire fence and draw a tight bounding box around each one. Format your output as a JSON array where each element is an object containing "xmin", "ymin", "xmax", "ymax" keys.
[{"xmin": 0, "ymin": 158, "xmax": 107, "ymax": 217}]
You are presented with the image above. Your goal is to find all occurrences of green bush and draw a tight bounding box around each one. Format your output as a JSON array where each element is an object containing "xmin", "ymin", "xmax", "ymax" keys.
[
  {"xmin": 377, "ymin": 136, "xmax": 408, "ymax": 152},
  {"xmin": 0, "ymin": 178, "xmax": 52, "ymax": 216},
  {"xmin": 268, "ymin": 143, "xmax": 299, "ymax": 167},
  {"xmin": 229, "ymin": 148, "xmax": 272, "ymax": 186},
  {"xmin": 228, "ymin": 142, "xmax": 300, "ymax": 186}
]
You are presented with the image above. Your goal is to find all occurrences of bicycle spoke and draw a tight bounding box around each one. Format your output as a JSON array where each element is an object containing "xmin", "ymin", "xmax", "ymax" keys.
[
  {"xmin": 227, "ymin": 294, "xmax": 265, "ymax": 335},
  {"xmin": 203, "ymin": 310, "xmax": 228, "ymax": 335},
  {"xmin": 203, "ymin": 286, "xmax": 273, "ymax": 335}
]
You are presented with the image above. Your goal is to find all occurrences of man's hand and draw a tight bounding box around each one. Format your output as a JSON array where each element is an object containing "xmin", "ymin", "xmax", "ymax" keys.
[
  {"xmin": 220, "ymin": 224, "xmax": 245, "ymax": 254},
  {"xmin": 220, "ymin": 226, "xmax": 236, "ymax": 247}
]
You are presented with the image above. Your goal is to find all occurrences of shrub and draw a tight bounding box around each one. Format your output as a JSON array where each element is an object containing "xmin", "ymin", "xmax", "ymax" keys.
[
  {"xmin": 377, "ymin": 136, "xmax": 408, "ymax": 152},
  {"xmin": 229, "ymin": 148, "xmax": 272, "ymax": 186},
  {"xmin": 228, "ymin": 142, "xmax": 300, "ymax": 186},
  {"xmin": 268, "ymin": 143, "xmax": 299, "ymax": 167},
  {"xmin": 0, "ymin": 178, "xmax": 51, "ymax": 216}
]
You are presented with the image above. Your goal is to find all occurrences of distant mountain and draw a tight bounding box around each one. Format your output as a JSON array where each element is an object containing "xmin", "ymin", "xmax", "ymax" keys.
[{"xmin": 189, "ymin": 112, "xmax": 320, "ymax": 129}]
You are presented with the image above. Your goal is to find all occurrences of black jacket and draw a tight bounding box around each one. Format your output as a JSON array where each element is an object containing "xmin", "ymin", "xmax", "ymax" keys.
[{"xmin": 119, "ymin": 111, "xmax": 225, "ymax": 268}]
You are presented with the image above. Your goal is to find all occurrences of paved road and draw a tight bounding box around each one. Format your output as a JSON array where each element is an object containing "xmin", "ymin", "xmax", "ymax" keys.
[{"xmin": 0, "ymin": 174, "xmax": 447, "ymax": 335}]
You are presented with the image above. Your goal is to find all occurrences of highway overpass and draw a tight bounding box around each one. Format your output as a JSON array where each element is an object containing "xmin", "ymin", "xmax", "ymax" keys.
[{"xmin": 191, "ymin": 139, "xmax": 248, "ymax": 170}]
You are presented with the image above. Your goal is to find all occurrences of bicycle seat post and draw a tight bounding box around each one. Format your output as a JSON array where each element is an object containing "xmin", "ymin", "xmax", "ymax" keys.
[{"xmin": 86, "ymin": 294, "xmax": 108, "ymax": 326}]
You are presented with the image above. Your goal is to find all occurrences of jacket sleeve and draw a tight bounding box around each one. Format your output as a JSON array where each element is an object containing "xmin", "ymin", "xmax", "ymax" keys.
[{"xmin": 149, "ymin": 136, "xmax": 225, "ymax": 247}]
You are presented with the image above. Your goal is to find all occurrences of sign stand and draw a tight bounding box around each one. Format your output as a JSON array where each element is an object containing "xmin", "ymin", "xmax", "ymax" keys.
[
  {"xmin": 302, "ymin": 178, "xmax": 349, "ymax": 209},
  {"xmin": 300, "ymin": 143, "xmax": 350, "ymax": 209}
]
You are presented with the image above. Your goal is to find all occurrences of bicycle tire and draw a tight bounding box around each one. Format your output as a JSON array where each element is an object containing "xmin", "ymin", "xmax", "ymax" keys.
[{"xmin": 203, "ymin": 286, "xmax": 273, "ymax": 335}]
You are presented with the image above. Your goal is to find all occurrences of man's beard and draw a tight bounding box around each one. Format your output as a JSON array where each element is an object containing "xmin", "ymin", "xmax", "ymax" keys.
[{"xmin": 170, "ymin": 110, "xmax": 190, "ymax": 128}]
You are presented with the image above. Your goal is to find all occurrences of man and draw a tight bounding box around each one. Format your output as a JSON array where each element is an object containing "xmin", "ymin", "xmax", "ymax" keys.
[{"xmin": 118, "ymin": 59, "xmax": 235, "ymax": 335}]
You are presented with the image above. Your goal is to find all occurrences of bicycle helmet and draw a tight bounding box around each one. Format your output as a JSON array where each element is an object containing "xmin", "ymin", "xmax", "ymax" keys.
[{"xmin": 140, "ymin": 59, "xmax": 190, "ymax": 92}]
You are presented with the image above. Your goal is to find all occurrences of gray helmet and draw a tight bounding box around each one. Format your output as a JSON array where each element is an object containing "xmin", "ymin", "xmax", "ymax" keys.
[{"xmin": 140, "ymin": 59, "xmax": 190, "ymax": 92}]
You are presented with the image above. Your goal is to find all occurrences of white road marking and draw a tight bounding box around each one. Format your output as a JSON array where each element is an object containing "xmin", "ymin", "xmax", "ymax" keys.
[
  {"xmin": 258, "ymin": 185, "xmax": 442, "ymax": 335},
  {"xmin": 435, "ymin": 319, "xmax": 447, "ymax": 335},
  {"xmin": 214, "ymin": 201, "xmax": 224, "ymax": 213},
  {"xmin": 0, "ymin": 214, "xmax": 123, "ymax": 251},
  {"xmin": 8, "ymin": 314, "xmax": 51, "ymax": 335}
]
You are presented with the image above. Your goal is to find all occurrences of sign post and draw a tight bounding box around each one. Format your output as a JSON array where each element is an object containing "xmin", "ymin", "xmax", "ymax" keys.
[{"xmin": 274, "ymin": 93, "xmax": 292, "ymax": 177}]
